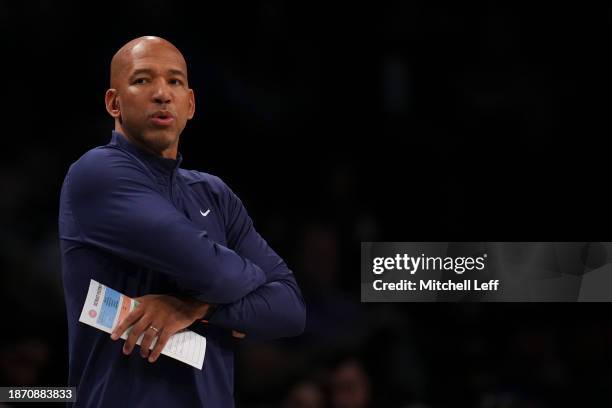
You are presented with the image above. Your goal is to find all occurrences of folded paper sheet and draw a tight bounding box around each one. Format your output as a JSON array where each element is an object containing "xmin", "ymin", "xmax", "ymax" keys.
[{"xmin": 79, "ymin": 279, "xmax": 206, "ymax": 370}]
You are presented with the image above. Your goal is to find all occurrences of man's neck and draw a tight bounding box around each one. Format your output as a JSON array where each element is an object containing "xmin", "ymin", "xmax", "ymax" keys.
[{"xmin": 116, "ymin": 127, "xmax": 178, "ymax": 160}]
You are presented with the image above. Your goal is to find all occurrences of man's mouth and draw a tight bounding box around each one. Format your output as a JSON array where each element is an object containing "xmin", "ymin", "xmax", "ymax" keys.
[{"xmin": 150, "ymin": 112, "xmax": 175, "ymax": 127}]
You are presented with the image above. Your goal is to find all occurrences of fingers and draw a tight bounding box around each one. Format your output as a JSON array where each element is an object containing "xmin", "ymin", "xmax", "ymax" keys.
[
  {"xmin": 148, "ymin": 328, "xmax": 172, "ymax": 363},
  {"xmin": 111, "ymin": 303, "xmax": 144, "ymax": 341},
  {"xmin": 139, "ymin": 325, "xmax": 159, "ymax": 359},
  {"xmin": 122, "ymin": 319, "xmax": 150, "ymax": 355},
  {"xmin": 109, "ymin": 294, "xmax": 207, "ymax": 363},
  {"xmin": 232, "ymin": 330, "xmax": 246, "ymax": 339}
]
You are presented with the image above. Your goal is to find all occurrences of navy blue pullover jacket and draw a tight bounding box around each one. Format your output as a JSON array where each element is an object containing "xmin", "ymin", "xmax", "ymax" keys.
[{"xmin": 59, "ymin": 131, "xmax": 306, "ymax": 407}]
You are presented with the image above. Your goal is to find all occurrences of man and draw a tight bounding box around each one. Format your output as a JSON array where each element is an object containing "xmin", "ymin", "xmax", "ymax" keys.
[{"xmin": 59, "ymin": 36, "xmax": 306, "ymax": 407}]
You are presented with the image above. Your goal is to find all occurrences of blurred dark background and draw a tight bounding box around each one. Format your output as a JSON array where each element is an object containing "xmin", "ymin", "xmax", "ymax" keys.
[{"xmin": 1, "ymin": 1, "xmax": 611, "ymax": 407}]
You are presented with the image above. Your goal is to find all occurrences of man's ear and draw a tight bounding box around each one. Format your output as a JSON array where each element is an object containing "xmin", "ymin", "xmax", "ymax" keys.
[
  {"xmin": 187, "ymin": 89, "xmax": 195, "ymax": 120},
  {"xmin": 105, "ymin": 89, "xmax": 121, "ymax": 118}
]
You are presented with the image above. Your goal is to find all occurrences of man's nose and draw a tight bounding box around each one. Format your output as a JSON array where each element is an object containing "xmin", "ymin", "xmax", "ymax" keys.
[{"xmin": 152, "ymin": 80, "xmax": 172, "ymax": 104}]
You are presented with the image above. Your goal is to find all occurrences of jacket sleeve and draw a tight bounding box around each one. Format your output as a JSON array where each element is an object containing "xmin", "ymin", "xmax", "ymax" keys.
[
  {"xmin": 207, "ymin": 179, "xmax": 306, "ymax": 340},
  {"xmin": 64, "ymin": 148, "xmax": 267, "ymax": 304}
]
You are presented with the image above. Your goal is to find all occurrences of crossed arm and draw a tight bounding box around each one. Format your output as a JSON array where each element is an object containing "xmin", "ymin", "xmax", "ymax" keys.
[{"xmin": 68, "ymin": 149, "xmax": 306, "ymax": 362}]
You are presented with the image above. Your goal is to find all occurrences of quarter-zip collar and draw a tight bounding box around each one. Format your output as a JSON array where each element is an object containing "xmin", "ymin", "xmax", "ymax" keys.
[{"xmin": 110, "ymin": 130, "xmax": 183, "ymax": 176}]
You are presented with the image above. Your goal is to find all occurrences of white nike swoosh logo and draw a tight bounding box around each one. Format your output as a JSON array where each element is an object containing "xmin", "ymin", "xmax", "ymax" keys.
[{"xmin": 200, "ymin": 209, "xmax": 211, "ymax": 217}]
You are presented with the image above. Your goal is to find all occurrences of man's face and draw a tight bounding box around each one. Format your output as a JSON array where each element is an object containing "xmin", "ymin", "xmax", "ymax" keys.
[{"xmin": 109, "ymin": 41, "xmax": 195, "ymax": 156}]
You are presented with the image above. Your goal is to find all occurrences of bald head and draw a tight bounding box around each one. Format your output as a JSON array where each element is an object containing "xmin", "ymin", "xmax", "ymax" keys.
[
  {"xmin": 105, "ymin": 36, "xmax": 195, "ymax": 159},
  {"xmin": 110, "ymin": 36, "xmax": 188, "ymax": 89}
]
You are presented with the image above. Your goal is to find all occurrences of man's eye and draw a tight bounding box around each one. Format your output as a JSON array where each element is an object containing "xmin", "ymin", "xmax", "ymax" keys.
[
  {"xmin": 169, "ymin": 79, "xmax": 183, "ymax": 85},
  {"xmin": 133, "ymin": 78, "xmax": 148, "ymax": 85}
]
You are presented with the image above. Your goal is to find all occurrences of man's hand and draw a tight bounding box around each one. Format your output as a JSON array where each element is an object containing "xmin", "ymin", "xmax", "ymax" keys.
[{"xmin": 111, "ymin": 294, "xmax": 210, "ymax": 363}]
